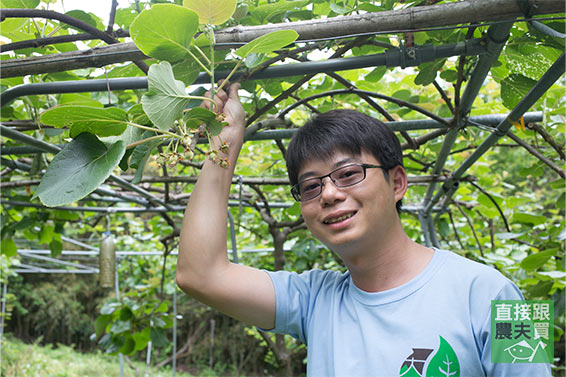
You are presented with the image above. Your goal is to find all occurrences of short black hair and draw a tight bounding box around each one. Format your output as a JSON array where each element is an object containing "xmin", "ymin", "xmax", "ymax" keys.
[{"xmin": 286, "ymin": 109, "xmax": 403, "ymax": 212}]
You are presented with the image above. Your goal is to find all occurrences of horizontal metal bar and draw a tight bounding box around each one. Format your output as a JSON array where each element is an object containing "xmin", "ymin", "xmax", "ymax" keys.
[
  {"xmin": 14, "ymin": 269, "xmax": 100, "ymax": 274},
  {"xmin": 60, "ymin": 235, "xmax": 98, "ymax": 251},
  {"xmin": 0, "ymin": 199, "xmax": 294, "ymax": 212},
  {"xmin": 17, "ymin": 248, "xmax": 287, "ymax": 256},
  {"xmin": 0, "ymin": 39, "xmax": 486, "ymax": 105},
  {"xmin": 20, "ymin": 252, "xmax": 98, "ymax": 271},
  {"xmin": 2, "ymin": 112, "xmax": 542, "ymax": 156}
]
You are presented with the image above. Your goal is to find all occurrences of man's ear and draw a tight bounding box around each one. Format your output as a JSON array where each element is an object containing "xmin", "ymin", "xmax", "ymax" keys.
[{"xmin": 389, "ymin": 165, "xmax": 408, "ymax": 202}]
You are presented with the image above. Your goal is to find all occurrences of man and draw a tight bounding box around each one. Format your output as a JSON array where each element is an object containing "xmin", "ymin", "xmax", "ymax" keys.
[{"xmin": 176, "ymin": 84, "xmax": 551, "ymax": 376}]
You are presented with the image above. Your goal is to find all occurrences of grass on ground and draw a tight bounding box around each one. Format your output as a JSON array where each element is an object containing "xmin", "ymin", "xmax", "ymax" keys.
[{"xmin": 1, "ymin": 334, "xmax": 200, "ymax": 377}]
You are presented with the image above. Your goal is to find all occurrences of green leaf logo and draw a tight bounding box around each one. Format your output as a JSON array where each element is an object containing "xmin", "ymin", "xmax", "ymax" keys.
[{"xmin": 425, "ymin": 336, "xmax": 460, "ymax": 377}]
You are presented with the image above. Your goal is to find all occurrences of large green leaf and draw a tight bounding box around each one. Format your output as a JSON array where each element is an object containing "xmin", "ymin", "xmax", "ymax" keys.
[
  {"xmin": 142, "ymin": 61, "xmax": 191, "ymax": 131},
  {"xmin": 234, "ymin": 30, "xmax": 299, "ymax": 58},
  {"xmin": 521, "ymin": 249, "xmax": 558, "ymax": 271},
  {"xmin": 129, "ymin": 131, "xmax": 163, "ymax": 184},
  {"xmin": 94, "ymin": 314, "xmax": 112, "ymax": 338},
  {"xmin": 130, "ymin": 4, "xmax": 199, "ymax": 62},
  {"xmin": 40, "ymin": 106, "xmax": 129, "ymax": 138},
  {"xmin": 1, "ymin": 238, "xmax": 17, "ymax": 257},
  {"xmin": 133, "ymin": 328, "xmax": 151, "ymax": 352},
  {"xmin": 506, "ymin": 43, "xmax": 559, "ymax": 81},
  {"xmin": 414, "ymin": 59, "xmax": 446, "ymax": 86},
  {"xmin": 1, "ymin": 0, "xmax": 39, "ymax": 8},
  {"xmin": 184, "ymin": 107, "xmax": 217, "ymax": 123},
  {"xmin": 172, "ymin": 56, "xmax": 201, "ymax": 86},
  {"xmin": 150, "ymin": 328, "xmax": 169, "ymax": 347},
  {"xmin": 63, "ymin": 10, "xmax": 98, "ymax": 30},
  {"xmin": 511, "ymin": 212, "xmax": 547, "ymax": 226},
  {"xmin": 501, "ymin": 74, "xmax": 537, "ymax": 110},
  {"xmin": 183, "ymin": 0, "xmax": 237, "ymax": 25},
  {"xmin": 252, "ymin": 1, "xmax": 309, "ymax": 23},
  {"xmin": 33, "ymin": 133, "xmax": 126, "ymax": 207}
]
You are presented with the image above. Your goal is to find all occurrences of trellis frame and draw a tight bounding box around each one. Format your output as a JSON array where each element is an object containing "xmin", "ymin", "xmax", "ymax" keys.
[
  {"xmin": 1, "ymin": 0, "xmax": 564, "ymax": 248},
  {"xmin": 1, "ymin": 1, "xmax": 565, "ymax": 375}
]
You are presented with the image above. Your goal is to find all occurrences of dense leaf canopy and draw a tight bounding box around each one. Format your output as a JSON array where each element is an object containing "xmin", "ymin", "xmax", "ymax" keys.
[{"xmin": 0, "ymin": 0, "xmax": 564, "ymax": 374}]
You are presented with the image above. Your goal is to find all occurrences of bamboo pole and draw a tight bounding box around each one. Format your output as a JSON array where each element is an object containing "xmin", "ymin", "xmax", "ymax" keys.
[{"xmin": 1, "ymin": 0, "xmax": 563, "ymax": 78}]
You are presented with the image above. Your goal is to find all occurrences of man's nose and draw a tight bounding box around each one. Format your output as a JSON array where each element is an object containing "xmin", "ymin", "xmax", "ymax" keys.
[{"xmin": 320, "ymin": 177, "xmax": 345, "ymax": 202}]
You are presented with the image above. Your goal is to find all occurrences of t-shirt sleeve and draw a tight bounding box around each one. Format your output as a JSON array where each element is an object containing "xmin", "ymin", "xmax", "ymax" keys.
[
  {"xmin": 258, "ymin": 269, "xmax": 336, "ymax": 344},
  {"xmin": 478, "ymin": 281, "xmax": 552, "ymax": 376}
]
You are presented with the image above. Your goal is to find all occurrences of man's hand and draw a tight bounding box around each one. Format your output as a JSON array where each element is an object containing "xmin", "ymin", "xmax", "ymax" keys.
[{"xmin": 204, "ymin": 82, "xmax": 245, "ymax": 156}]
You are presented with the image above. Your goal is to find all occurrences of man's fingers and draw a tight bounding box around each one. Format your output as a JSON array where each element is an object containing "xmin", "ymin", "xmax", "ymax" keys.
[
  {"xmin": 200, "ymin": 81, "xmax": 237, "ymax": 111},
  {"xmin": 228, "ymin": 83, "xmax": 241, "ymax": 99}
]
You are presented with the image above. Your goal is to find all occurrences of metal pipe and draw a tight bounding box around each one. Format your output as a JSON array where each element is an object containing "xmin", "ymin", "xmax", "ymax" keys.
[
  {"xmin": 0, "ymin": 282, "xmax": 7, "ymax": 357},
  {"xmin": 459, "ymin": 22, "xmax": 514, "ymax": 116},
  {"xmin": 1, "ymin": 39, "xmax": 486, "ymax": 106},
  {"xmin": 227, "ymin": 210, "xmax": 239, "ymax": 264},
  {"xmin": 428, "ymin": 53, "xmax": 566, "ymax": 212},
  {"xmin": 418, "ymin": 211, "xmax": 432, "ymax": 247},
  {"xmin": 0, "ymin": 199, "xmax": 294, "ymax": 212},
  {"xmin": 15, "ymin": 248, "xmax": 287, "ymax": 256},
  {"xmin": 173, "ymin": 287, "xmax": 177, "ymax": 377},
  {"xmin": 1, "ymin": 112, "xmax": 543, "ymax": 156},
  {"xmin": 422, "ymin": 128, "xmax": 459, "ymax": 205},
  {"xmin": 1, "ymin": 124, "xmax": 61, "ymax": 154},
  {"xmin": 421, "ymin": 22, "xmax": 514, "ymax": 219},
  {"xmin": 115, "ymin": 260, "xmax": 125, "ymax": 377},
  {"xmin": 530, "ymin": 20, "xmax": 566, "ymax": 39}
]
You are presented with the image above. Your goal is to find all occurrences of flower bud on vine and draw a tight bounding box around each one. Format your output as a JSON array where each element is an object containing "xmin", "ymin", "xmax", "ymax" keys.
[
  {"xmin": 167, "ymin": 153, "xmax": 180, "ymax": 167},
  {"xmin": 219, "ymin": 142, "xmax": 230, "ymax": 154},
  {"xmin": 181, "ymin": 134, "xmax": 193, "ymax": 148},
  {"xmin": 218, "ymin": 158, "xmax": 230, "ymax": 168},
  {"xmin": 184, "ymin": 149, "xmax": 194, "ymax": 161},
  {"xmin": 156, "ymin": 153, "xmax": 167, "ymax": 166}
]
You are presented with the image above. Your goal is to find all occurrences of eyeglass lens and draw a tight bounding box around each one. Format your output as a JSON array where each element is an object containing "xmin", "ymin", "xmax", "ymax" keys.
[{"xmin": 298, "ymin": 164, "xmax": 366, "ymax": 201}]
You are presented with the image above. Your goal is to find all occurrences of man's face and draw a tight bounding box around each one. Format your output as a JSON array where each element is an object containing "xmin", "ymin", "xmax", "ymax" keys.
[{"xmin": 297, "ymin": 150, "xmax": 405, "ymax": 257}]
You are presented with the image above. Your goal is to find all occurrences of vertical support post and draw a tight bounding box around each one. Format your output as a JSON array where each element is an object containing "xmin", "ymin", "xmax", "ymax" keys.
[
  {"xmin": 173, "ymin": 287, "xmax": 177, "ymax": 377},
  {"xmin": 144, "ymin": 341, "xmax": 152, "ymax": 377},
  {"xmin": 115, "ymin": 258, "xmax": 124, "ymax": 377},
  {"xmin": 209, "ymin": 318, "xmax": 216, "ymax": 369},
  {"xmin": 0, "ymin": 281, "xmax": 7, "ymax": 360},
  {"xmin": 418, "ymin": 212, "xmax": 432, "ymax": 247},
  {"xmin": 227, "ymin": 210, "xmax": 239, "ymax": 264}
]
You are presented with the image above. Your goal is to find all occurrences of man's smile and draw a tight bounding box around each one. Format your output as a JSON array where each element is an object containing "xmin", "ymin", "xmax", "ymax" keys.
[{"xmin": 322, "ymin": 211, "xmax": 357, "ymax": 225}]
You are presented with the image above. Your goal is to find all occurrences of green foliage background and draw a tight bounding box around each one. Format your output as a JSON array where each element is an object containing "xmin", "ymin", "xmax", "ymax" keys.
[{"xmin": 0, "ymin": 0, "xmax": 564, "ymax": 376}]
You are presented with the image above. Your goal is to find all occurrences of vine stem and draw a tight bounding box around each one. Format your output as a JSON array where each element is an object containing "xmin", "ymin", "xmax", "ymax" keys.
[
  {"xmin": 185, "ymin": 48, "xmax": 212, "ymax": 76},
  {"xmin": 126, "ymin": 122, "xmax": 180, "ymax": 139},
  {"xmin": 208, "ymin": 25, "xmax": 216, "ymax": 101},
  {"xmin": 193, "ymin": 44, "xmax": 211, "ymax": 65},
  {"xmin": 126, "ymin": 134, "xmax": 170, "ymax": 149},
  {"xmin": 216, "ymin": 60, "xmax": 243, "ymax": 93}
]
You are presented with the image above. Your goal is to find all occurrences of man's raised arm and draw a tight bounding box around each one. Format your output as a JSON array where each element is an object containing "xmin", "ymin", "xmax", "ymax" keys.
[{"xmin": 176, "ymin": 83, "xmax": 275, "ymax": 329}]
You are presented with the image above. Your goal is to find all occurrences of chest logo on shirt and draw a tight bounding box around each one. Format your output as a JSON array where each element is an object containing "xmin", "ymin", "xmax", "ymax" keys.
[{"xmin": 399, "ymin": 336, "xmax": 460, "ymax": 377}]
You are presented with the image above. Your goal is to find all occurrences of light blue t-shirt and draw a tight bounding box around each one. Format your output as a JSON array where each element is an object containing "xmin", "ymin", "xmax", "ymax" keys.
[{"xmin": 264, "ymin": 248, "xmax": 551, "ymax": 377}]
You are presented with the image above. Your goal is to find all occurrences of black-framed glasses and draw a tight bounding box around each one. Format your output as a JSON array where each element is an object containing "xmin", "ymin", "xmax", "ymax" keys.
[{"xmin": 291, "ymin": 163, "xmax": 384, "ymax": 202}]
